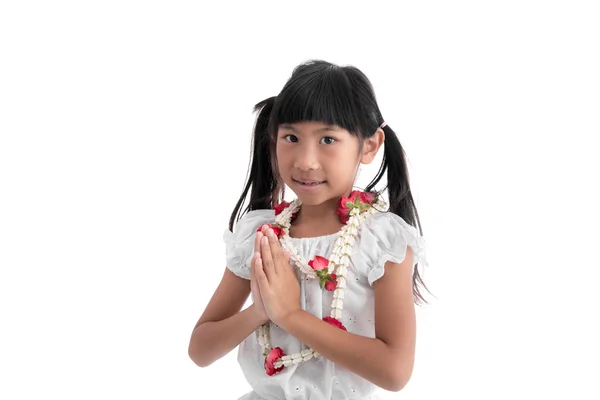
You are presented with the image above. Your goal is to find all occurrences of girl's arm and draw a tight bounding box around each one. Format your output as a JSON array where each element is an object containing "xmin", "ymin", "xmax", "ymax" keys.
[
  {"xmin": 277, "ymin": 249, "xmax": 416, "ymax": 392},
  {"xmin": 188, "ymin": 267, "xmax": 265, "ymax": 367}
]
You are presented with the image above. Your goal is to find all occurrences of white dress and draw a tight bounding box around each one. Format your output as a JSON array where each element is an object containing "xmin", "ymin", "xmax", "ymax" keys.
[{"xmin": 222, "ymin": 208, "xmax": 427, "ymax": 400}]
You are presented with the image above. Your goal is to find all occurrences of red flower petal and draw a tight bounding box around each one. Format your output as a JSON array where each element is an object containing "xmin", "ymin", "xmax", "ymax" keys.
[
  {"xmin": 274, "ymin": 201, "xmax": 291, "ymax": 216},
  {"xmin": 264, "ymin": 347, "xmax": 286, "ymax": 376},
  {"xmin": 348, "ymin": 190, "xmax": 361, "ymax": 202},
  {"xmin": 273, "ymin": 201, "xmax": 298, "ymax": 221},
  {"xmin": 324, "ymin": 274, "xmax": 337, "ymax": 291},
  {"xmin": 271, "ymin": 226, "xmax": 283, "ymax": 238},
  {"xmin": 323, "ymin": 316, "xmax": 347, "ymax": 331},
  {"xmin": 256, "ymin": 224, "xmax": 284, "ymax": 239},
  {"xmin": 337, "ymin": 195, "xmax": 351, "ymax": 223},
  {"xmin": 336, "ymin": 204, "xmax": 350, "ymax": 224},
  {"xmin": 336, "ymin": 190, "xmax": 376, "ymax": 223},
  {"xmin": 308, "ymin": 255, "xmax": 329, "ymax": 271},
  {"xmin": 359, "ymin": 191, "xmax": 376, "ymax": 205}
]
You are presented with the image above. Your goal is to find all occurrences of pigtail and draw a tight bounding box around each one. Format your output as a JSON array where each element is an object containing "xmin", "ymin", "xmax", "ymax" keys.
[
  {"xmin": 228, "ymin": 97, "xmax": 278, "ymax": 232},
  {"xmin": 366, "ymin": 124, "xmax": 431, "ymax": 305}
]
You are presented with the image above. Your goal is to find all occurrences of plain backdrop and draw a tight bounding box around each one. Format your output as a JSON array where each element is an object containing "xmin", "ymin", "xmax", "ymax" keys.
[{"xmin": 1, "ymin": 1, "xmax": 599, "ymax": 399}]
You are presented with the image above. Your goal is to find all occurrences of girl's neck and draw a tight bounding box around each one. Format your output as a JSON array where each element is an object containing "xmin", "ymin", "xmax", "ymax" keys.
[
  {"xmin": 296, "ymin": 197, "xmax": 339, "ymax": 221},
  {"xmin": 289, "ymin": 197, "xmax": 343, "ymax": 238}
]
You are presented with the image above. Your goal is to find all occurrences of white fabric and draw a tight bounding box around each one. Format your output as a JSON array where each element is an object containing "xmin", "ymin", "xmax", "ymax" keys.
[{"xmin": 222, "ymin": 209, "xmax": 427, "ymax": 400}]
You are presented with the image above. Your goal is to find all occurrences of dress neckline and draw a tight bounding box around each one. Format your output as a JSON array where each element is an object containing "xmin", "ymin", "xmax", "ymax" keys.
[{"xmin": 288, "ymin": 231, "xmax": 341, "ymax": 241}]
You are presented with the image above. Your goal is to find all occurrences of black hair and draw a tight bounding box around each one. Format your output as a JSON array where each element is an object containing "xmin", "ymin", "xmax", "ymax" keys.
[{"xmin": 228, "ymin": 59, "xmax": 431, "ymax": 305}]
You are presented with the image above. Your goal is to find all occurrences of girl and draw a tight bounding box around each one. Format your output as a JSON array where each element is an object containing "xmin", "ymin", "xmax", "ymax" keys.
[{"xmin": 188, "ymin": 59, "xmax": 430, "ymax": 400}]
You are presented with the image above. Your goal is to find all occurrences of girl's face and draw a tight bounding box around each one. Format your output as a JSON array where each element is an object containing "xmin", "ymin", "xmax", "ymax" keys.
[{"xmin": 275, "ymin": 121, "xmax": 362, "ymax": 206}]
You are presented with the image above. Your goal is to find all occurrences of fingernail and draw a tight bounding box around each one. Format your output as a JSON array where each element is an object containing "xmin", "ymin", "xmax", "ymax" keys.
[
  {"xmin": 262, "ymin": 236, "xmax": 268, "ymax": 244},
  {"xmin": 266, "ymin": 228, "xmax": 274, "ymax": 237}
]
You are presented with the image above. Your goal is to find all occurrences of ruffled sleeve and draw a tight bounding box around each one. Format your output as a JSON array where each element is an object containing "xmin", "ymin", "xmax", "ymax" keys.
[
  {"xmin": 222, "ymin": 209, "xmax": 275, "ymax": 280},
  {"xmin": 356, "ymin": 211, "xmax": 428, "ymax": 286}
]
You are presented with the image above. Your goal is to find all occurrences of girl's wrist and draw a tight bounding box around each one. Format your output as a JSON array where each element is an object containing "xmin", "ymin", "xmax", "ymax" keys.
[
  {"xmin": 249, "ymin": 304, "xmax": 269, "ymax": 325},
  {"xmin": 275, "ymin": 307, "xmax": 303, "ymax": 331}
]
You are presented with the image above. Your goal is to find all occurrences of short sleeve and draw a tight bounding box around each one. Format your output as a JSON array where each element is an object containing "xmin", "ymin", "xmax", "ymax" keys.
[
  {"xmin": 222, "ymin": 209, "xmax": 275, "ymax": 280},
  {"xmin": 356, "ymin": 211, "xmax": 428, "ymax": 286}
]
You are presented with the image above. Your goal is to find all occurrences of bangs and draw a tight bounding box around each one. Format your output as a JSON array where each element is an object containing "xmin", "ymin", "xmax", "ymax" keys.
[{"xmin": 271, "ymin": 65, "xmax": 360, "ymax": 135}]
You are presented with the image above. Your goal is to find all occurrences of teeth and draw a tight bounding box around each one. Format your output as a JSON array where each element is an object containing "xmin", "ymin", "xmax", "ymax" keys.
[{"xmin": 294, "ymin": 179, "xmax": 324, "ymax": 185}]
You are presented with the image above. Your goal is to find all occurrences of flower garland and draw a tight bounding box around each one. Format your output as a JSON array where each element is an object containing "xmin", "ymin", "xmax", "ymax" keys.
[{"xmin": 255, "ymin": 190, "xmax": 388, "ymax": 375}]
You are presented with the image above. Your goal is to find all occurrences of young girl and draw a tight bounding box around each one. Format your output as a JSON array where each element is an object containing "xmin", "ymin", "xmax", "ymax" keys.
[{"xmin": 188, "ymin": 59, "xmax": 430, "ymax": 400}]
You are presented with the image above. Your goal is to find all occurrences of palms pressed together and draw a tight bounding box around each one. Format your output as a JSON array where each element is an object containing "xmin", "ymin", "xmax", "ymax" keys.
[{"xmin": 250, "ymin": 225, "xmax": 301, "ymax": 326}]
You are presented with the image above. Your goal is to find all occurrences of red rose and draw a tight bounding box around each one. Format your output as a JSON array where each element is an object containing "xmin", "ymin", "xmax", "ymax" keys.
[
  {"xmin": 264, "ymin": 347, "xmax": 286, "ymax": 376},
  {"xmin": 273, "ymin": 201, "xmax": 298, "ymax": 220},
  {"xmin": 323, "ymin": 316, "xmax": 347, "ymax": 331},
  {"xmin": 337, "ymin": 191, "xmax": 358, "ymax": 224},
  {"xmin": 324, "ymin": 273, "xmax": 337, "ymax": 291},
  {"xmin": 257, "ymin": 224, "xmax": 284, "ymax": 239},
  {"xmin": 359, "ymin": 191, "xmax": 376, "ymax": 205},
  {"xmin": 308, "ymin": 256, "xmax": 338, "ymax": 290},
  {"xmin": 308, "ymin": 255, "xmax": 329, "ymax": 271},
  {"xmin": 337, "ymin": 190, "xmax": 376, "ymax": 224},
  {"xmin": 274, "ymin": 201, "xmax": 291, "ymax": 216}
]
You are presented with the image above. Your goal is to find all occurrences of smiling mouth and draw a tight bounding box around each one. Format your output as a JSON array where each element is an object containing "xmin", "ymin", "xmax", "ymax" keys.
[{"xmin": 293, "ymin": 179, "xmax": 326, "ymax": 186}]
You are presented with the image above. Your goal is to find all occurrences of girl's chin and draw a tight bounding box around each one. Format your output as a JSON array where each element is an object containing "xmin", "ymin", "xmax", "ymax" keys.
[{"xmin": 290, "ymin": 192, "xmax": 345, "ymax": 207}]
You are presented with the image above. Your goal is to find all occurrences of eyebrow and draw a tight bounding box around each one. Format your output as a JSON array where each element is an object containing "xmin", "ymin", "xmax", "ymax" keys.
[{"xmin": 279, "ymin": 124, "xmax": 340, "ymax": 134}]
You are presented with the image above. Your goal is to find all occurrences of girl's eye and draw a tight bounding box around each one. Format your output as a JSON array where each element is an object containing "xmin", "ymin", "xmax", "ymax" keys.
[{"xmin": 282, "ymin": 135, "xmax": 335, "ymax": 144}]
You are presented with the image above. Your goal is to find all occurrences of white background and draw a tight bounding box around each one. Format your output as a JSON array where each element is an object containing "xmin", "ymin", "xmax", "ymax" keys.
[{"xmin": 1, "ymin": 1, "xmax": 599, "ymax": 399}]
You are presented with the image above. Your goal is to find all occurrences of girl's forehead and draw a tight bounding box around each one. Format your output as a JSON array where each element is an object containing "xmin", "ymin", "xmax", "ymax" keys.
[{"xmin": 279, "ymin": 122, "xmax": 346, "ymax": 134}]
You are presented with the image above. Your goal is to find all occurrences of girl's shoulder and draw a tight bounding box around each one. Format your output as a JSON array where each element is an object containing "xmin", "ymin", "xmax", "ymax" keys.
[
  {"xmin": 222, "ymin": 209, "xmax": 275, "ymax": 280},
  {"xmin": 356, "ymin": 211, "xmax": 428, "ymax": 286},
  {"xmin": 362, "ymin": 210, "xmax": 421, "ymax": 241},
  {"xmin": 223, "ymin": 209, "xmax": 275, "ymax": 239}
]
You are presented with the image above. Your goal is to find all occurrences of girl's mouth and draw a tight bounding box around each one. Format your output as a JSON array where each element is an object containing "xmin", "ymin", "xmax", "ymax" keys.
[{"xmin": 293, "ymin": 179, "xmax": 326, "ymax": 189}]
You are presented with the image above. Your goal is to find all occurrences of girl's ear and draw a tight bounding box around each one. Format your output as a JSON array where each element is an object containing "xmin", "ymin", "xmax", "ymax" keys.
[{"xmin": 360, "ymin": 128, "xmax": 385, "ymax": 165}]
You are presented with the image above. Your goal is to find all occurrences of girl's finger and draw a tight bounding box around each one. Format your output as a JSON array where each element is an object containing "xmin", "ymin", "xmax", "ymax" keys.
[
  {"xmin": 251, "ymin": 256, "xmax": 258, "ymax": 284},
  {"xmin": 250, "ymin": 251, "xmax": 257, "ymax": 273},
  {"xmin": 265, "ymin": 229, "xmax": 286, "ymax": 274},
  {"xmin": 255, "ymin": 256, "xmax": 269, "ymax": 286},
  {"xmin": 260, "ymin": 235, "xmax": 277, "ymax": 277},
  {"xmin": 255, "ymin": 231, "xmax": 263, "ymax": 254}
]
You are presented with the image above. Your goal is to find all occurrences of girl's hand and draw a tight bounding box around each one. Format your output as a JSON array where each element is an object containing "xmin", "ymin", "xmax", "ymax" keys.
[
  {"xmin": 251, "ymin": 229, "xmax": 269, "ymax": 324},
  {"xmin": 255, "ymin": 227, "xmax": 301, "ymax": 326}
]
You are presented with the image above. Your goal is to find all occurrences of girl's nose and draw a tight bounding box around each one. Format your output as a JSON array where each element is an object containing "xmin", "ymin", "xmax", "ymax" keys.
[{"xmin": 293, "ymin": 147, "xmax": 320, "ymax": 171}]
